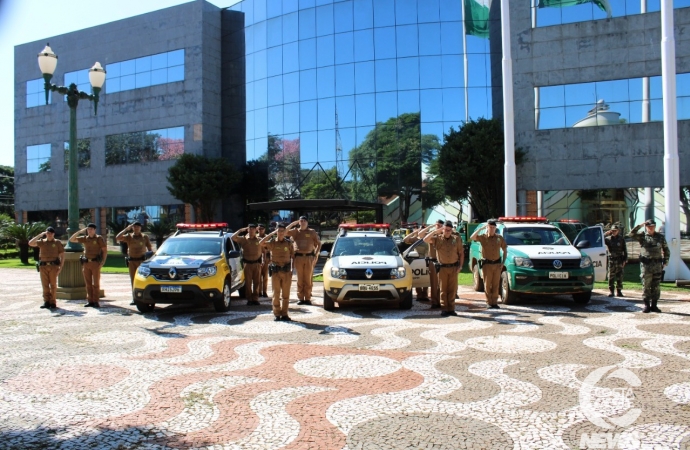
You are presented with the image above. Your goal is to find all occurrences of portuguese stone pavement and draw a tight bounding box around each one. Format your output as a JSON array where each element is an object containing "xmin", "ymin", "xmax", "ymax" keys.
[{"xmin": 0, "ymin": 268, "xmax": 689, "ymax": 449}]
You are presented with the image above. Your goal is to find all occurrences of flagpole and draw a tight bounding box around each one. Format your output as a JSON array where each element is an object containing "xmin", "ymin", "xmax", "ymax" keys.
[
  {"xmin": 501, "ymin": 0, "xmax": 517, "ymax": 216},
  {"xmin": 641, "ymin": 0, "xmax": 655, "ymax": 222},
  {"xmin": 660, "ymin": 0, "xmax": 690, "ymax": 281},
  {"xmin": 462, "ymin": 0, "xmax": 469, "ymax": 122}
]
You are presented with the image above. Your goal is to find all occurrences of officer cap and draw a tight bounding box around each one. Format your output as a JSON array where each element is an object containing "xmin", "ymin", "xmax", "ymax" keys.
[
  {"xmin": 444, "ymin": 220, "xmax": 453, "ymax": 227},
  {"xmin": 257, "ymin": 223, "xmax": 265, "ymax": 228},
  {"xmin": 611, "ymin": 224, "xmax": 620, "ymax": 230},
  {"xmin": 645, "ymin": 219, "xmax": 656, "ymax": 226},
  {"xmin": 46, "ymin": 226, "xmax": 55, "ymax": 233},
  {"xmin": 436, "ymin": 219, "xmax": 444, "ymax": 225},
  {"xmin": 299, "ymin": 216, "xmax": 308, "ymax": 220},
  {"xmin": 487, "ymin": 219, "xmax": 497, "ymax": 226},
  {"xmin": 87, "ymin": 223, "xmax": 97, "ymax": 229},
  {"xmin": 248, "ymin": 223, "xmax": 257, "ymax": 228},
  {"xmin": 132, "ymin": 221, "xmax": 142, "ymax": 227},
  {"xmin": 277, "ymin": 223, "xmax": 287, "ymax": 229}
]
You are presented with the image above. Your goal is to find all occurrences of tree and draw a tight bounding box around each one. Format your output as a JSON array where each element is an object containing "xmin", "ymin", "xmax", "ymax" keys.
[
  {"xmin": 236, "ymin": 159, "xmax": 275, "ymax": 204},
  {"xmin": 264, "ymin": 135, "xmax": 301, "ymax": 200},
  {"xmin": 167, "ymin": 154, "xmax": 240, "ymax": 223},
  {"xmin": 300, "ymin": 166, "xmax": 345, "ymax": 199},
  {"xmin": 681, "ymin": 186, "xmax": 690, "ymax": 234},
  {"xmin": 0, "ymin": 166, "xmax": 14, "ymax": 217},
  {"xmin": 2, "ymin": 222, "xmax": 46, "ymax": 264},
  {"xmin": 436, "ymin": 118, "xmax": 526, "ymax": 221}
]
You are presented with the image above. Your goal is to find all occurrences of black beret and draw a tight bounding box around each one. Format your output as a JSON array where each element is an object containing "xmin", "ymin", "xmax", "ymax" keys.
[
  {"xmin": 257, "ymin": 223, "xmax": 266, "ymax": 228},
  {"xmin": 436, "ymin": 219, "xmax": 444, "ymax": 225},
  {"xmin": 487, "ymin": 219, "xmax": 497, "ymax": 226},
  {"xmin": 277, "ymin": 223, "xmax": 287, "ymax": 229},
  {"xmin": 299, "ymin": 216, "xmax": 308, "ymax": 220},
  {"xmin": 645, "ymin": 220, "xmax": 656, "ymax": 226},
  {"xmin": 444, "ymin": 220, "xmax": 453, "ymax": 227},
  {"xmin": 248, "ymin": 223, "xmax": 257, "ymax": 228},
  {"xmin": 46, "ymin": 226, "xmax": 55, "ymax": 233},
  {"xmin": 131, "ymin": 221, "xmax": 142, "ymax": 227},
  {"xmin": 87, "ymin": 223, "xmax": 97, "ymax": 229}
]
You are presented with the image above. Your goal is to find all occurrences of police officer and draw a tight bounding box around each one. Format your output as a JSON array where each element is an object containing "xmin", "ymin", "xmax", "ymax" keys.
[
  {"xmin": 604, "ymin": 224, "xmax": 628, "ymax": 297},
  {"xmin": 29, "ymin": 226, "xmax": 65, "ymax": 310},
  {"xmin": 403, "ymin": 224, "xmax": 430, "ymax": 301},
  {"xmin": 117, "ymin": 221, "xmax": 153, "ymax": 305},
  {"xmin": 257, "ymin": 223, "xmax": 269, "ymax": 297},
  {"xmin": 286, "ymin": 216, "xmax": 321, "ymax": 305},
  {"xmin": 260, "ymin": 223, "xmax": 295, "ymax": 321},
  {"xmin": 628, "ymin": 219, "xmax": 669, "ymax": 313},
  {"xmin": 470, "ymin": 219, "xmax": 507, "ymax": 309},
  {"xmin": 424, "ymin": 219, "xmax": 445, "ymax": 309},
  {"xmin": 69, "ymin": 223, "xmax": 107, "ymax": 308},
  {"xmin": 424, "ymin": 220, "xmax": 464, "ymax": 316},
  {"xmin": 232, "ymin": 224, "xmax": 263, "ymax": 305}
]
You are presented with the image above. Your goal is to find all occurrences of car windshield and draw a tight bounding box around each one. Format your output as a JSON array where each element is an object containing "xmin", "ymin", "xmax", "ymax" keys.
[
  {"xmin": 333, "ymin": 237, "xmax": 400, "ymax": 256},
  {"xmin": 503, "ymin": 227, "xmax": 570, "ymax": 246},
  {"xmin": 156, "ymin": 238, "xmax": 222, "ymax": 255}
]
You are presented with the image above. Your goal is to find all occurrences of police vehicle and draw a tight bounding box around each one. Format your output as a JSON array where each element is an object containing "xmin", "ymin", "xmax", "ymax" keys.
[
  {"xmin": 468, "ymin": 217, "xmax": 606, "ymax": 305},
  {"xmin": 321, "ymin": 224, "xmax": 413, "ymax": 311},
  {"xmin": 132, "ymin": 223, "xmax": 245, "ymax": 313}
]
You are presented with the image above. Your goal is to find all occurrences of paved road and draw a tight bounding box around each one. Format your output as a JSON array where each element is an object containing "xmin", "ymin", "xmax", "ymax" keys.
[{"xmin": 1, "ymin": 269, "xmax": 689, "ymax": 449}]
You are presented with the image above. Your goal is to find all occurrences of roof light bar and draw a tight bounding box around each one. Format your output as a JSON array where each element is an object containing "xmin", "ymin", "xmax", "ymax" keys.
[
  {"xmin": 498, "ymin": 216, "xmax": 548, "ymax": 223},
  {"xmin": 558, "ymin": 219, "xmax": 582, "ymax": 223},
  {"xmin": 339, "ymin": 223, "xmax": 391, "ymax": 230},
  {"xmin": 176, "ymin": 222, "xmax": 228, "ymax": 229}
]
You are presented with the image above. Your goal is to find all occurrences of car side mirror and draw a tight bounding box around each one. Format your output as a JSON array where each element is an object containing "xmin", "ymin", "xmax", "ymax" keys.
[
  {"xmin": 144, "ymin": 251, "xmax": 154, "ymax": 260},
  {"xmin": 319, "ymin": 250, "xmax": 329, "ymax": 258},
  {"xmin": 408, "ymin": 251, "xmax": 420, "ymax": 258},
  {"xmin": 576, "ymin": 240, "xmax": 590, "ymax": 249},
  {"xmin": 227, "ymin": 250, "xmax": 241, "ymax": 258}
]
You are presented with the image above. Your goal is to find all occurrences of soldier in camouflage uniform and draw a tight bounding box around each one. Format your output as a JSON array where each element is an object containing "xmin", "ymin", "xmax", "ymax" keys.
[
  {"xmin": 604, "ymin": 224, "xmax": 628, "ymax": 297},
  {"xmin": 628, "ymin": 219, "xmax": 669, "ymax": 313}
]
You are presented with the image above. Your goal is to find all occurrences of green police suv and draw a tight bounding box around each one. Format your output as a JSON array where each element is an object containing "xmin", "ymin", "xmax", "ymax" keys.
[{"xmin": 469, "ymin": 217, "xmax": 606, "ymax": 305}]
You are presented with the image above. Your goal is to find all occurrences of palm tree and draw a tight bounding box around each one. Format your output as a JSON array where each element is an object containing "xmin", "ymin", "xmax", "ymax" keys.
[
  {"xmin": 2, "ymin": 222, "xmax": 47, "ymax": 264},
  {"xmin": 147, "ymin": 220, "xmax": 176, "ymax": 249}
]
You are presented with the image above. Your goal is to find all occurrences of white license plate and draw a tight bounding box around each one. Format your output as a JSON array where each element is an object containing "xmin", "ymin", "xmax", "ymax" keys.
[
  {"xmin": 549, "ymin": 272, "xmax": 569, "ymax": 279},
  {"xmin": 161, "ymin": 285, "xmax": 182, "ymax": 293},
  {"xmin": 359, "ymin": 284, "xmax": 380, "ymax": 291}
]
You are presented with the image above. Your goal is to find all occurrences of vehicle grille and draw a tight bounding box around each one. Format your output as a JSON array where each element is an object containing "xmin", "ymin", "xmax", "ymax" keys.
[
  {"xmin": 150, "ymin": 291, "xmax": 197, "ymax": 301},
  {"xmin": 342, "ymin": 290, "xmax": 396, "ymax": 300},
  {"xmin": 150, "ymin": 268, "xmax": 197, "ymax": 281},
  {"xmin": 345, "ymin": 269, "xmax": 392, "ymax": 280},
  {"xmin": 531, "ymin": 259, "xmax": 580, "ymax": 270}
]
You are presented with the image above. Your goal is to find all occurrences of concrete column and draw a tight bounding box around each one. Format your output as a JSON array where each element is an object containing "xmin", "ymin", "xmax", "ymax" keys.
[
  {"xmin": 537, "ymin": 191, "xmax": 544, "ymax": 217},
  {"xmin": 56, "ymin": 252, "xmax": 87, "ymax": 300},
  {"xmin": 645, "ymin": 188, "xmax": 654, "ymax": 221},
  {"xmin": 517, "ymin": 190, "xmax": 527, "ymax": 216}
]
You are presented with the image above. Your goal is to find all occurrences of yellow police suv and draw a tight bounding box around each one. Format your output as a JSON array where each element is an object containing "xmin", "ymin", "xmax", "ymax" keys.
[
  {"xmin": 132, "ymin": 223, "xmax": 245, "ymax": 313},
  {"xmin": 321, "ymin": 224, "xmax": 413, "ymax": 311}
]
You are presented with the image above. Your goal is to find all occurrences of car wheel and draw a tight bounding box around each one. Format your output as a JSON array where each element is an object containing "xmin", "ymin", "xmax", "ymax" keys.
[
  {"xmin": 399, "ymin": 291, "xmax": 413, "ymax": 310},
  {"xmin": 499, "ymin": 271, "xmax": 518, "ymax": 305},
  {"xmin": 135, "ymin": 301, "xmax": 155, "ymax": 313},
  {"xmin": 214, "ymin": 279, "xmax": 232, "ymax": 312},
  {"xmin": 573, "ymin": 292, "xmax": 592, "ymax": 305},
  {"xmin": 323, "ymin": 287, "xmax": 335, "ymax": 311},
  {"xmin": 472, "ymin": 263, "xmax": 485, "ymax": 292}
]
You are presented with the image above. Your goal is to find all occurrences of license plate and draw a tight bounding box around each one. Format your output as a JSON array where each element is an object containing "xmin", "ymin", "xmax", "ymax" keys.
[
  {"xmin": 359, "ymin": 284, "xmax": 380, "ymax": 291},
  {"xmin": 161, "ymin": 285, "xmax": 182, "ymax": 293},
  {"xmin": 549, "ymin": 272, "xmax": 569, "ymax": 279}
]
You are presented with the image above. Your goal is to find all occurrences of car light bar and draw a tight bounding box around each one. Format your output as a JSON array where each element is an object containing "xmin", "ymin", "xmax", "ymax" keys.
[
  {"xmin": 498, "ymin": 216, "xmax": 548, "ymax": 223},
  {"xmin": 176, "ymin": 223, "xmax": 229, "ymax": 229},
  {"xmin": 558, "ymin": 219, "xmax": 582, "ymax": 223},
  {"xmin": 339, "ymin": 223, "xmax": 390, "ymax": 230}
]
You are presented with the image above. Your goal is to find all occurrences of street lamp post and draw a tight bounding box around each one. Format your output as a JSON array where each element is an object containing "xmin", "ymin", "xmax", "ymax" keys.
[{"xmin": 38, "ymin": 44, "xmax": 106, "ymax": 299}]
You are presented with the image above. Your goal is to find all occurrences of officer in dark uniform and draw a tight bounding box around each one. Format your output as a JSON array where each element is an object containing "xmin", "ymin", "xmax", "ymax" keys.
[
  {"xmin": 116, "ymin": 221, "xmax": 153, "ymax": 305},
  {"xmin": 424, "ymin": 220, "xmax": 464, "ymax": 316},
  {"xmin": 628, "ymin": 219, "xmax": 670, "ymax": 313},
  {"xmin": 70, "ymin": 223, "xmax": 107, "ymax": 308},
  {"xmin": 604, "ymin": 224, "xmax": 628, "ymax": 297},
  {"xmin": 29, "ymin": 226, "xmax": 65, "ymax": 309}
]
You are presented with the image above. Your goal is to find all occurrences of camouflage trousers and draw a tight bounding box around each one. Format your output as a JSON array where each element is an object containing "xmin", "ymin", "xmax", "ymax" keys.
[
  {"xmin": 640, "ymin": 261, "xmax": 663, "ymax": 302},
  {"xmin": 607, "ymin": 258, "xmax": 625, "ymax": 290}
]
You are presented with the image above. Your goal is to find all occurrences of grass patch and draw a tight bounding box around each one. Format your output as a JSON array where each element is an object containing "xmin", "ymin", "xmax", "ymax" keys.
[
  {"xmin": 0, "ymin": 250, "xmax": 129, "ymax": 274},
  {"xmin": 593, "ymin": 262, "xmax": 689, "ymax": 292}
]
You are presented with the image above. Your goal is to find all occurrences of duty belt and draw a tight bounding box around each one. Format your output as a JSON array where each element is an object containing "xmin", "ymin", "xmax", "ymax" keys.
[
  {"xmin": 128, "ymin": 256, "xmax": 146, "ymax": 261},
  {"xmin": 39, "ymin": 260, "xmax": 60, "ymax": 266},
  {"xmin": 81, "ymin": 257, "xmax": 101, "ymax": 262},
  {"xmin": 271, "ymin": 263, "xmax": 291, "ymax": 272},
  {"xmin": 439, "ymin": 262, "xmax": 459, "ymax": 268},
  {"xmin": 295, "ymin": 252, "xmax": 313, "ymax": 257},
  {"xmin": 481, "ymin": 258, "xmax": 501, "ymax": 265},
  {"xmin": 640, "ymin": 256, "xmax": 663, "ymax": 263},
  {"xmin": 243, "ymin": 257, "xmax": 262, "ymax": 264}
]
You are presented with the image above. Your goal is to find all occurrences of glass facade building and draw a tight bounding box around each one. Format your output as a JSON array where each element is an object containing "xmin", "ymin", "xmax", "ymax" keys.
[{"xmin": 228, "ymin": 0, "xmax": 497, "ymax": 220}]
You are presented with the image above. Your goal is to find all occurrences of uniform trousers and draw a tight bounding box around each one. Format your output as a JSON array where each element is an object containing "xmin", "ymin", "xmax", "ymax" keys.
[
  {"xmin": 40, "ymin": 265, "xmax": 59, "ymax": 306},
  {"xmin": 271, "ymin": 270, "xmax": 292, "ymax": 317},
  {"xmin": 294, "ymin": 255, "xmax": 314, "ymax": 300},
  {"xmin": 260, "ymin": 259, "xmax": 269, "ymax": 295},
  {"xmin": 128, "ymin": 259, "xmax": 143, "ymax": 299},
  {"xmin": 438, "ymin": 266, "xmax": 458, "ymax": 312},
  {"xmin": 244, "ymin": 263, "xmax": 261, "ymax": 301},
  {"xmin": 415, "ymin": 287, "xmax": 428, "ymax": 299},
  {"xmin": 82, "ymin": 261, "xmax": 102, "ymax": 304},
  {"xmin": 640, "ymin": 261, "xmax": 663, "ymax": 303},
  {"xmin": 608, "ymin": 257, "xmax": 625, "ymax": 290},
  {"xmin": 482, "ymin": 263, "xmax": 502, "ymax": 306},
  {"xmin": 429, "ymin": 262, "xmax": 440, "ymax": 306}
]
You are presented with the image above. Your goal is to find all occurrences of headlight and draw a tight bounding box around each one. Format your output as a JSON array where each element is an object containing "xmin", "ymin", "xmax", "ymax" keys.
[
  {"xmin": 138, "ymin": 265, "xmax": 151, "ymax": 277},
  {"xmin": 390, "ymin": 267, "xmax": 406, "ymax": 278},
  {"xmin": 514, "ymin": 257, "xmax": 533, "ymax": 268},
  {"xmin": 198, "ymin": 265, "xmax": 217, "ymax": 278},
  {"xmin": 580, "ymin": 256, "xmax": 592, "ymax": 268},
  {"xmin": 331, "ymin": 267, "xmax": 347, "ymax": 279}
]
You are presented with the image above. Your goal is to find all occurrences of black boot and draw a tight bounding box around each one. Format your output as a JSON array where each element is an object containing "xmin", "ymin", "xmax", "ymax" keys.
[
  {"xmin": 651, "ymin": 299, "xmax": 661, "ymax": 313},
  {"xmin": 617, "ymin": 289, "xmax": 624, "ymax": 297},
  {"xmin": 608, "ymin": 288, "xmax": 614, "ymax": 297},
  {"xmin": 642, "ymin": 299, "xmax": 651, "ymax": 313}
]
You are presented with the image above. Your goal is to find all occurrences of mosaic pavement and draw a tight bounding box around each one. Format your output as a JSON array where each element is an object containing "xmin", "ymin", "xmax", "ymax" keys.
[{"xmin": 0, "ymin": 268, "xmax": 689, "ymax": 449}]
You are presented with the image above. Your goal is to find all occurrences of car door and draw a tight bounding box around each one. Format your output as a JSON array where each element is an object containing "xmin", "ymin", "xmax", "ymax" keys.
[
  {"xmin": 225, "ymin": 237, "xmax": 242, "ymax": 288},
  {"xmin": 573, "ymin": 226, "xmax": 607, "ymax": 281},
  {"xmin": 402, "ymin": 239, "xmax": 430, "ymax": 288}
]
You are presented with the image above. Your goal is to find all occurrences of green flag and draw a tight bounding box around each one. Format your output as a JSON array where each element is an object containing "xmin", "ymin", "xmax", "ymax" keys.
[
  {"xmin": 538, "ymin": 0, "xmax": 612, "ymax": 19},
  {"xmin": 464, "ymin": 0, "xmax": 491, "ymax": 39}
]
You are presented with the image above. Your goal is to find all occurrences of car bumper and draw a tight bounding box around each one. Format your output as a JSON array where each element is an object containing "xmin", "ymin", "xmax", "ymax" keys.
[
  {"xmin": 509, "ymin": 268, "xmax": 594, "ymax": 295},
  {"xmin": 325, "ymin": 282, "xmax": 410, "ymax": 302},
  {"xmin": 133, "ymin": 284, "xmax": 223, "ymax": 304}
]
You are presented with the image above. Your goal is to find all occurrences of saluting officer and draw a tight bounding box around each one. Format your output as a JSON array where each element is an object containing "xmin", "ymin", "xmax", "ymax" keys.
[
  {"xmin": 29, "ymin": 226, "xmax": 65, "ymax": 310},
  {"xmin": 116, "ymin": 221, "xmax": 153, "ymax": 305},
  {"xmin": 286, "ymin": 216, "xmax": 321, "ymax": 305},
  {"xmin": 257, "ymin": 223, "xmax": 269, "ymax": 297},
  {"xmin": 69, "ymin": 223, "xmax": 107, "ymax": 308},
  {"xmin": 604, "ymin": 224, "xmax": 628, "ymax": 297},
  {"xmin": 403, "ymin": 224, "xmax": 430, "ymax": 301},
  {"xmin": 232, "ymin": 224, "xmax": 263, "ymax": 305},
  {"xmin": 629, "ymin": 219, "xmax": 669, "ymax": 313},
  {"xmin": 425, "ymin": 219, "xmax": 445, "ymax": 309},
  {"xmin": 470, "ymin": 219, "xmax": 507, "ymax": 309},
  {"xmin": 424, "ymin": 220, "xmax": 465, "ymax": 316},
  {"xmin": 260, "ymin": 223, "xmax": 295, "ymax": 321}
]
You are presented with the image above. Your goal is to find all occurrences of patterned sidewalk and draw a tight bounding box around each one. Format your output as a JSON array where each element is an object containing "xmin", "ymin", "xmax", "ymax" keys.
[{"xmin": 0, "ymin": 268, "xmax": 689, "ymax": 449}]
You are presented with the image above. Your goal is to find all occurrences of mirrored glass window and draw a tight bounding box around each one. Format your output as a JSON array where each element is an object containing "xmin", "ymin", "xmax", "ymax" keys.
[
  {"xmin": 374, "ymin": 27, "xmax": 396, "ymax": 59},
  {"xmin": 355, "ymin": 61, "xmax": 375, "ymax": 94},
  {"xmin": 317, "ymin": 66, "xmax": 335, "ymax": 98},
  {"xmin": 334, "ymin": 1, "xmax": 354, "ymax": 33},
  {"xmin": 334, "ymin": 32, "xmax": 354, "ymax": 65},
  {"xmin": 373, "ymin": 0, "xmax": 395, "ymax": 27},
  {"xmin": 318, "ymin": 97, "xmax": 336, "ymax": 129},
  {"xmin": 26, "ymin": 78, "xmax": 51, "ymax": 108},
  {"xmin": 316, "ymin": 4, "xmax": 334, "ymax": 36},
  {"xmin": 532, "ymin": 0, "xmax": 690, "ymax": 27},
  {"xmin": 63, "ymin": 69, "xmax": 91, "ymax": 101},
  {"xmin": 397, "ymin": 57, "xmax": 420, "ymax": 91},
  {"xmin": 300, "ymin": 69, "xmax": 317, "ymax": 100},
  {"xmin": 63, "ymin": 139, "xmax": 91, "ymax": 170},
  {"xmin": 299, "ymin": 7, "xmax": 316, "ymax": 40},
  {"xmin": 27, "ymin": 143, "xmax": 51, "ymax": 173},
  {"xmin": 105, "ymin": 126, "xmax": 184, "ymax": 165},
  {"xmin": 106, "ymin": 49, "xmax": 184, "ymax": 94},
  {"xmin": 353, "ymin": 0, "xmax": 374, "ymax": 30},
  {"xmin": 317, "ymin": 34, "xmax": 335, "ymax": 67},
  {"xmin": 353, "ymin": 29, "xmax": 375, "ymax": 62},
  {"xmin": 335, "ymin": 63, "xmax": 355, "ymax": 96},
  {"xmin": 396, "ymin": 25, "xmax": 419, "ymax": 58}
]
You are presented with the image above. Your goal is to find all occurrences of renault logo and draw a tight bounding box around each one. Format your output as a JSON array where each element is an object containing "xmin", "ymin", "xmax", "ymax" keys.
[
  {"xmin": 553, "ymin": 260, "xmax": 563, "ymax": 269},
  {"xmin": 365, "ymin": 268, "xmax": 373, "ymax": 279},
  {"xmin": 169, "ymin": 267, "xmax": 177, "ymax": 279}
]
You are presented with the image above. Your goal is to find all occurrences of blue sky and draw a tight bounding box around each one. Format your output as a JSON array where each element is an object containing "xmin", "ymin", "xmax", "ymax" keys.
[{"xmin": 0, "ymin": 0, "xmax": 240, "ymax": 168}]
